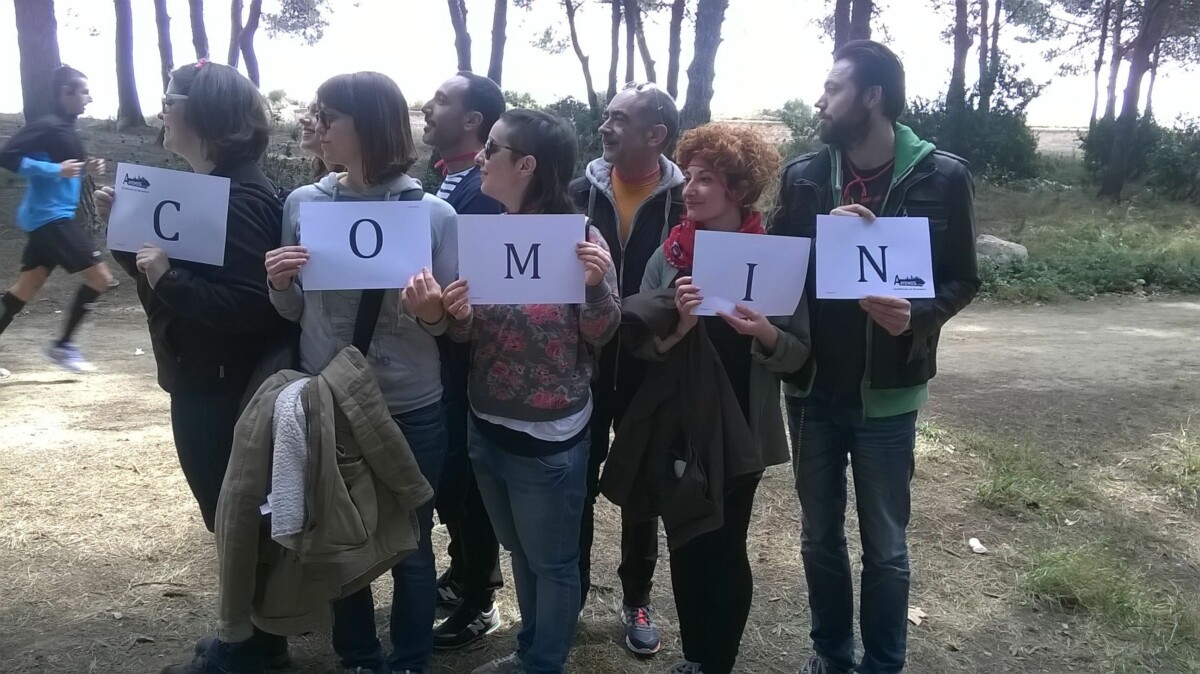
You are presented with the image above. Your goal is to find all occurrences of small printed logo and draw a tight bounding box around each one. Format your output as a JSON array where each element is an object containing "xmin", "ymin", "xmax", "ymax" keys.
[
  {"xmin": 893, "ymin": 274, "xmax": 926, "ymax": 289},
  {"xmin": 122, "ymin": 174, "xmax": 150, "ymax": 190}
]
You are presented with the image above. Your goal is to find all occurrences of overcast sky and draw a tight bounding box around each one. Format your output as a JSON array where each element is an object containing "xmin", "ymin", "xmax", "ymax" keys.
[{"xmin": 0, "ymin": 0, "xmax": 1192, "ymax": 128}]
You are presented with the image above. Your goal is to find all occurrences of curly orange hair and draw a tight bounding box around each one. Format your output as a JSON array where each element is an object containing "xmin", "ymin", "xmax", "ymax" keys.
[{"xmin": 673, "ymin": 123, "xmax": 782, "ymax": 211}]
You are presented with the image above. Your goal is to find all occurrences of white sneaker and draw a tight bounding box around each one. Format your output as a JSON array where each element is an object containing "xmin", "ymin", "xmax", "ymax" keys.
[
  {"xmin": 44, "ymin": 342, "xmax": 97, "ymax": 373},
  {"xmin": 0, "ymin": 366, "xmax": 10, "ymax": 379},
  {"xmin": 471, "ymin": 652, "xmax": 523, "ymax": 674}
]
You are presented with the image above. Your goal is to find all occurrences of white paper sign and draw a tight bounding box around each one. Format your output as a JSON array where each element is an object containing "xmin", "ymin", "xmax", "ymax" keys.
[
  {"xmin": 298, "ymin": 201, "xmax": 432, "ymax": 291},
  {"xmin": 107, "ymin": 163, "xmax": 231, "ymax": 266},
  {"xmin": 815, "ymin": 215, "xmax": 935, "ymax": 299},
  {"xmin": 457, "ymin": 214, "xmax": 587, "ymax": 305},
  {"xmin": 691, "ymin": 231, "xmax": 810, "ymax": 317}
]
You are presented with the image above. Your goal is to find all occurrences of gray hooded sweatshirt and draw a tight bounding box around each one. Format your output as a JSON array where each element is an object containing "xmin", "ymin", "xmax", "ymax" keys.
[{"xmin": 270, "ymin": 172, "xmax": 458, "ymax": 415}]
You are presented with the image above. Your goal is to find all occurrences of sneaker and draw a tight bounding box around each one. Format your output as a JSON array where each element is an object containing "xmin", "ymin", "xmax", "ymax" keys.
[
  {"xmin": 433, "ymin": 603, "xmax": 501, "ymax": 650},
  {"xmin": 670, "ymin": 661, "xmax": 704, "ymax": 673},
  {"xmin": 0, "ymin": 367, "xmax": 10, "ymax": 379},
  {"xmin": 43, "ymin": 342, "xmax": 96, "ymax": 373},
  {"xmin": 799, "ymin": 653, "xmax": 845, "ymax": 674},
  {"xmin": 191, "ymin": 635, "xmax": 291, "ymax": 670},
  {"xmin": 620, "ymin": 604, "xmax": 662, "ymax": 655},
  {"xmin": 471, "ymin": 652, "xmax": 523, "ymax": 674},
  {"xmin": 436, "ymin": 571, "xmax": 463, "ymax": 609}
]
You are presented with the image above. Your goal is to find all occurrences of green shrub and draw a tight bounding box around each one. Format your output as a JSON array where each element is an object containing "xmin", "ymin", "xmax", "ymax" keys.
[
  {"xmin": 1147, "ymin": 120, "xmax": 1200, "ymax": 203},
  {"xmin": 761, "ymin": 99, "xmax": 821, "ymax": 160},
  {"xmin": 1080, "ymin": 116, "xmax": 1164, "ymax": 181},
  {"xmin": 903, "ymin": 99, "xmax": 1040, "ymax": 180}
]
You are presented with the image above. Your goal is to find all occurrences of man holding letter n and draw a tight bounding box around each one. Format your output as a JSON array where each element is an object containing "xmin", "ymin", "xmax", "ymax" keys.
[{"xmin": 770, "ymin": 41, "xmax": 979, "ymax": 674}]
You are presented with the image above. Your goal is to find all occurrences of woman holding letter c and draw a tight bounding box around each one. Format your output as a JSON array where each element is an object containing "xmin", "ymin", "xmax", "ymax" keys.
[
  {"xmin": 94, "ymin": 62, "xmax": 295, "ymax": 673},
  {"xmin": 610, "ymin": 123, "xmax": 810, "ymax": 674},
  {"xmin": 441, "ymin": 109, "xmax": 620, "ymax": 674},
  {"xmin": 263, "ymin": 72, "xmax": 458, "ymax": 674}
]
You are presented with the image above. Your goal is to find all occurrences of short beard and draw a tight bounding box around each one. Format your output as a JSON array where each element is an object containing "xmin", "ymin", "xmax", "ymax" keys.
[{"xmin": 818, "ymin": 105, "xmax": 871, "ymax": 148}]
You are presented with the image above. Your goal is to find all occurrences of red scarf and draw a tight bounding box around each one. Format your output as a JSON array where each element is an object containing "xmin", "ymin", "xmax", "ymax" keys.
[
  {"xmin": 434, "ymin": 150, "xmax": 481, "ymax": 177},
  {"xmin": 663, "ymin": 211, "xmax": 766, "ymax": 270}
]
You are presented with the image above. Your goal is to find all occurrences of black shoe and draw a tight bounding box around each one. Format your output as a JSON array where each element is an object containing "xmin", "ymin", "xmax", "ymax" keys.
[
  {"xmin": 433, "ymin": 603, "xmax": 501, "ymax": 650},
  {"xmin": 186, "ymin": 635, "xmax": 291, "ymax": 671},
  {"xmin": 436, "ymin": 571, "xmax": 464, "ymax": 610}
]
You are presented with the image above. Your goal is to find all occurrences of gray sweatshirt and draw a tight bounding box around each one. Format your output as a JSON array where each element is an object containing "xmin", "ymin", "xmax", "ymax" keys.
[{"xmin": 270, "ymin": 172, "xmax": 458, "ymax": 415}]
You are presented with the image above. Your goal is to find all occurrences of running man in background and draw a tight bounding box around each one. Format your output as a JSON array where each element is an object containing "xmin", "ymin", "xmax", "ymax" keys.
[{"xmin": 0, "ymin": 66, "xmax": 112, "ymax": 377}]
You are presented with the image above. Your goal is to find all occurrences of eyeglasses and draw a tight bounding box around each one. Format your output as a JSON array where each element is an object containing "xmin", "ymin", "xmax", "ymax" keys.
[
  {"xmin": 623, "ymin": 81, "xmax": 667, "ymax": 127},
  {"xmin": 315, "ymin": 109, "xmax": 334, "ymax": 129},
  {"xmin": 161, "ymin": 93, "xmax": 188, "ymax": 111},
  {"xmin": 484, "ymin": 137, "xmax": 528, "ymax": 160}
]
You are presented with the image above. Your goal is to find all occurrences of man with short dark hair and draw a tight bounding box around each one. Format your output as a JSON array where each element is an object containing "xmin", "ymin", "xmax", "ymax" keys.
[
  {"xmin": 569, "ymin": 81, "xmax": 685, "ymax": 657},
  {"xmin": 770, "ymin": 41, "xmax": 979, "ymax": 674},
  {"xmin": 420, "ymin": 71, "xmax": 508, "ymax": 651},
  {"xmin": 0, "ymin": 66, "xmax": 111, "ymax": 377}
]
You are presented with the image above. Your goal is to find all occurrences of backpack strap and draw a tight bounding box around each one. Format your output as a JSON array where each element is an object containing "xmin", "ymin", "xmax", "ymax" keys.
[{"xmin": 351, "ymin": 187, "xmax": 427, "ymax": 355}]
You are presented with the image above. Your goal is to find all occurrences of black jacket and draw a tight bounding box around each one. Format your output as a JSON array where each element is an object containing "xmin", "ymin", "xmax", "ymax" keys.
[
  {"xmin": 114, "ymin": 162, "xmax": 293, "ymax": 396},
  {"xmin": 769, "ymin": 144, "xmax": 980, "ymax": 399},
  {"xmin": 601, "ymin": 290, "xmax": 761, "ymax": 550},
  {"xmin": 0, "ymin": 113, "xmax": 87, "ymax": 171},
  {"xmin": 569, "ymin": 156, "xmax": 685, "ymax": 413}
]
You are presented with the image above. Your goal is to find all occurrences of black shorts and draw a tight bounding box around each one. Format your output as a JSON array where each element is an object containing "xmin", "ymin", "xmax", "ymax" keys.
[{"xmin": 21, "ymin": 218, "xmax": 100, "ymax": 274}]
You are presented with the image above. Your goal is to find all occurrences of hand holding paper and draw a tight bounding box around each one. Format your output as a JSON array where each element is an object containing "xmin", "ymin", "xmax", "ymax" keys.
[
  {"xmin": 265, "ymin": 246, "xmax": 309, "ymax": 291},
  {"xmin": 443, "ymin": 279, "xmax": 473, "ymax": 321},
  {"xmin": 717, "ymin": 304, "xmax": 778, "ymax": 351},
  {"xmin": 860, "ymin": 295, "xmax": 912, "ymax": 336},
  {"xmin": 673, "ymin": 275, "xmax": 701, "ymax": 335},
  {"xmin": 403, "ymin": 268, "xmax": 445, "ymax": 324}
]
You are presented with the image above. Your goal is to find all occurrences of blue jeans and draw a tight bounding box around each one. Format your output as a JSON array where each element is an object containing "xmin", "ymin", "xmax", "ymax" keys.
[
  {"xmin": 467, "ymin": 417, "xmax": 588, "ymax": 674},
  {"xmin": 785, "ymin": 394, "xmax": 917, "ymax": 674},
  {"xmin": 332, "ymin": 401, "xmax": 446, "ymax": 673}
]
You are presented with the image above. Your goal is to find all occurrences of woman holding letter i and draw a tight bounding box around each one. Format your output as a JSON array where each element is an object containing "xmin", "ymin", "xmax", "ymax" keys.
[
  {"xmin": 440, "ymin": 109, "xmax": 620, "ymax": 674},
  {"xmin": 606, "ymin": 124, "xmax": 810, "ymax": 674},
  {"xmin": 262, "ymin": 72, "xmax": 458, "ymax": 674}
]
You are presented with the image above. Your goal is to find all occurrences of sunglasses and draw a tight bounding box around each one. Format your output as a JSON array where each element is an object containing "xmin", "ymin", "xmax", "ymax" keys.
[
  {"xmin": 161, "ymin": 93, "xmax": 188, "ymax": 111},
  {"xmin": 484, "ymin": 137, "xmax": 528, "ymax": 160},
  {"xmin": 623, "ymin": 81, "xmax": 667, "ymax": 127},
  {"xmin": 314, "ymin": 108, "xmax": 345, "ymax": 129}
]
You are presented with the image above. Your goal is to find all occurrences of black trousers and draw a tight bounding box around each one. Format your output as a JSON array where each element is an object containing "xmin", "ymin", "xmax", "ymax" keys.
[
  {"xmin": 581, "ymin": 348, "xmax": 659, "ymax": 609},
  {"xmin": 169, "ymin": 391, "xmax": 242, "ymax": 533},
  {"xmin": 436, "ymin": 340, "xmax": 504, "ymax": 607},
  {"xmin": 669, "ymin": 476, "xmax": 761, "ymax": 674}
]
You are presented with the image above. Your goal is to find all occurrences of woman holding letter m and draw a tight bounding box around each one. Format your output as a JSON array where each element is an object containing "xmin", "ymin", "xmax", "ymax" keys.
[
  {"xmin": 605, "ymin": 123, "xmax": 810, "ymax": 674},
  {"xmin": 262, "ymin": 72, "xmax": 458, "ymax": 674},
  {"xmin": 440, "ymin": 109, "xmax": 620, "ymax": 674}
]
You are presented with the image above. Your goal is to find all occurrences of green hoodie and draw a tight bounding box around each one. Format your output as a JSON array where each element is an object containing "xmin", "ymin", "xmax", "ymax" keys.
[{"xmin": 832, "ymin": 123, "xmax": 937, "ymax": 418}]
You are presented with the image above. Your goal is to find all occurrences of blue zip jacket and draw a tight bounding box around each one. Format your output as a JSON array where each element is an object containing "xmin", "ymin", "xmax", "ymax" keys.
[{"xmin": 0, "ymin": 113, "xmax": 87, "ymax": 232}]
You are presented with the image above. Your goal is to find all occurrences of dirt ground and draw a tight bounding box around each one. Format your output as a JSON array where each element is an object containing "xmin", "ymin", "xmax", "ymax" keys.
[{"xmin": 2, "ymin": 237, "xmax": 1197, "ymax": 673}]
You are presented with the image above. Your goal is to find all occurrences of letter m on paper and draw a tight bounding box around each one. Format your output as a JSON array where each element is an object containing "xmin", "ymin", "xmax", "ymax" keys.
[
  {"xmin": 505, "ymin": 243, "xmax": 541, "ymax": 279},
  {"xmin": 857, "ymin": 245, "xmax": 887, "ymax": 283}
]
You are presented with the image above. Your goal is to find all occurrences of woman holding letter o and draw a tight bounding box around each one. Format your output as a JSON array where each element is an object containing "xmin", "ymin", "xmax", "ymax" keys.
[
  {"xmin": 263, "ymin": 71, "xmax": 458, "ymax": 674},
  {"xmin": 440, "ymin": 109, "xmax": 620, "ymax": 674},
  {"xmin": 613, "ymin": 123, "xmax": 810, "ymax": 674},
  {"xmin": 94, "ymin": 61, "xmax": 294, "ymax": 673}
]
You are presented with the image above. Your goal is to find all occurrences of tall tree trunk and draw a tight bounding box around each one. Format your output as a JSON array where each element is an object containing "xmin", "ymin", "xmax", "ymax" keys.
[
  {"xmin": 14, "ymin": 0, "xmax": 62, "ymax": 123},
  {"xmin": 228, "ymin": 0, "xmax": 242, "ymax": 67},
  {"xmin": 564, "ymin": 0, "xmax": 600, "ymax": 115},
  {"xmin": 986, "ymin": 0, "xmax": 1000, "ymax": 105},
  {"xmin": 488, "ymin": 0, "xmax": 507, "ymax": 84},
  {"xmin": 189, "ymin": 0, "xmax": 209, "ymax": 59},
  {"xmin": 945, "ymin": 0, "xmax": 971, "ymax": 153},
  {"xmin": 447, "ymin": 0, "xmax": 472, "ymax": 71},
  {"xmin": 238, "ymin": 0, "xmax": 262, "ymax": 87},
  {"xmin": 679, "ymin": 0, "xmax": 729, "ymax": 131},
  {"xmin": 607, "ymin": 0, "xmax": 621, "ymax": 102},
  {"xmin": 833, "ymin": 0, "xmax": 851, "ymax": 49},
  {"xmin": 1099, "ymin": 0, "xmax": 1169, "ymax": 199},
  {"xmin": 1103, "ymin": 0, "xmax": 1125, "ymax": 121},
  {"xmin": 154, "ymin": 0, "xmax": 174, "ymax": 91},
  {"xmin": 977, "ymin": 0, "xmax": 990, "ymax": 113},
  {"xmin": 1089, "ymin": 0, "xmax": 1111, "ymax": 126},
  {"xmin": 946, "ymin": 0, "xmax": 971, "ymax": 114},
  {"xmin": 114, "ymin": 0, "xmax": 145, "ymax": 129},
  {"xmin": 1144, "ymin": 42, "xmax": 1160, "ymax": 119},
  {"xmin": 849, "ymin": 0, "xmax": 873, "ymax": 41},
  {"xmin": 624, "ymin": 0, "xmax": 636, "ymax": 83},
  {"xmin": 666, "ymin": 0, "xmax": 685, "ymax": 98},
  {"xmin": 629, "ymin": 0, "xmax": 657, "ymax": 81}
]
